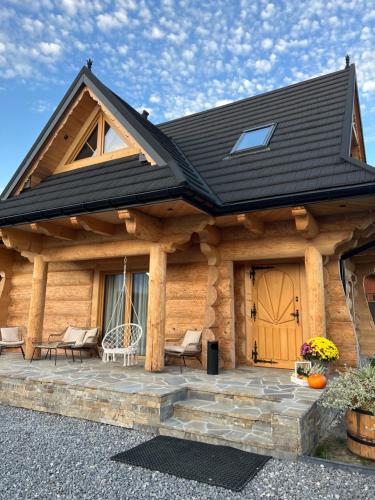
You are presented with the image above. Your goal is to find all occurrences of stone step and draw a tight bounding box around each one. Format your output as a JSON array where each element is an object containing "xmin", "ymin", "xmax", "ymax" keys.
[
  {"xmin": 159, "ymin": 416, "xmax": 274, "ymax": 456},
  {"xmin": 187, "ymin": 385, "xmax": 294, "ymax": 408},
  {"xmin": 173, "ymin": 398, "xmax": 272, "ymax": 430}
]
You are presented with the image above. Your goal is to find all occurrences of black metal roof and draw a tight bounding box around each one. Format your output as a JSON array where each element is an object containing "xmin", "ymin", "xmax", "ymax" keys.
[
  {"xmin": 159, "ymin": 64, "xmax": 375, "ymax": 211},
  {"xmin": 0, "ymin": 63, "xmax": 374, "ymax": 226}
]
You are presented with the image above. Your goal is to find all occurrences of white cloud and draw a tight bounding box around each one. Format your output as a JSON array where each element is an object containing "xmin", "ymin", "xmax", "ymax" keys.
[
  {"xmin": 96, "ymin": 11, "xmax": 128, "ymax": 31},
  {"xmin": 363, "ymin": 81, "xmax": 375, "ymax": 92},
  {"xmin": 150, "ymin": 94, "xmax": 161, "ymax": 103},
  {"xmin": 118, "ymin": 45, "xmax": 128, "ymax": 55},
  {"xmin": 39, "ymin": 42, "xmax": 62, "ymax": 56},
  {"xmin": 261, "ymin": 3, "xmax": 275, "ymax": 20},
  {"xmin": 182, "ymin": 49, "xmax": 195, "ymax": 61},
  {"xmin": 254, "ymin": 59, "xmax": 273, "ymax": 73},
  {"xmin": 215, "ymin": 98, "xmax": 233, "ymax": 106},
  {"xmin": 261, "ymin": 38, "xmax": 273, "ymax": 50},
  {"xmin": 149, "ymin": 26, "xmax": 165, "ymax": 39},
  {"xmin": 33, "ymin": 99, "xmax": 51, "ymax": 113}
]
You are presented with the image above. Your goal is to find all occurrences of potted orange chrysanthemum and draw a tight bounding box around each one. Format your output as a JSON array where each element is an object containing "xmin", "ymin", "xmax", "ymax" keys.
[{"xmin": 300, "ymin": 337, "xmax": 339, "ymax": 389}]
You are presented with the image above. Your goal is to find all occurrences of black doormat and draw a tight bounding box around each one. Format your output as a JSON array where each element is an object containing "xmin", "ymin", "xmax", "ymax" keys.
[{"xmin": 111, "ymin": 436, "xmax": 271, "ymax": 491}]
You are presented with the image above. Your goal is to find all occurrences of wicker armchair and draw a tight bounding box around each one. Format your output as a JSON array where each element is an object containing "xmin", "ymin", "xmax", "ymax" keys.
[
  {"xmin": 48, "ymin": 327, "xmax": 99, "ymax": 363},
  {"xmin": 0, "ymin": 327, "xmax": 25, "ymax": 358},
  {"xmin": 165, "ymin": 330, "xmax": 202, "ymax": 372}
]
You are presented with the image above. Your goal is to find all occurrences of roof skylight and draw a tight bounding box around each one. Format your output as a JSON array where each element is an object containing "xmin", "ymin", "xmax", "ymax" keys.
[{"xmin": 230, "ymin": 123, "xmax": 276, "ymax": 154}]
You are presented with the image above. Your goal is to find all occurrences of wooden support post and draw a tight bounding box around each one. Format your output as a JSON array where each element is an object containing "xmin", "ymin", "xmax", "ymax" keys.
[
  {"xmin": 305, "ymin": 246, "xmax": 326, "ymax": 337},
  {"xmin": 26, "ymin": 256, "xmax": 48, "ymax": 359},
  {"xmin": 145, "ymin": 244, "xmax": 167, "ymax": 372}
]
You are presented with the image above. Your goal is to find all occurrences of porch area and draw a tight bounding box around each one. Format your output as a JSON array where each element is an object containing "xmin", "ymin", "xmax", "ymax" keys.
[{"xmin": 0, "ymin": 354, "xmax": 325, "ymax": 459}]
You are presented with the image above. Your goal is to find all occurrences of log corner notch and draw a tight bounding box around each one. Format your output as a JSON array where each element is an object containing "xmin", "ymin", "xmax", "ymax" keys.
[
  {"xmin": 237, "ymin": 213, "xmax": 264, "ymax": 236},
  {"xmin": 198, "ymin": 225, "xmax": 221, "ymax": 266},
  {"xmin": 292, "ymin": 206, "xmax": 319, "ymax": 239}
]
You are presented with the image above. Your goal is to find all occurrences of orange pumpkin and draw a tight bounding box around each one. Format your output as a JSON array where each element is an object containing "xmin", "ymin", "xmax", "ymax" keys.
[{"xmin": 307, "ymin": 373, "xmax": 327, "ymax": 389}]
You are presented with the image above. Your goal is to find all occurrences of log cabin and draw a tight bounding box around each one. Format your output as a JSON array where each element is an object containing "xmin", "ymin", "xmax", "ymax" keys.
[{"xmin": 1, "ymin": 58, "xmax": 375, "ymax": 372}]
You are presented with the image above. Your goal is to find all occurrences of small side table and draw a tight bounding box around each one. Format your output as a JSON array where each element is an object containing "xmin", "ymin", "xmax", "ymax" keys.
[{"xmin": 30, "ymin": 342, "xmax": 75, "ymax": 366}]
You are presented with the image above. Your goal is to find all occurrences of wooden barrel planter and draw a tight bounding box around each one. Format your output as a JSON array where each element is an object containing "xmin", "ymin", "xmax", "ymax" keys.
[{"xmin": 346, "ymin": 409, "xmax": 375, "ymax": 460}]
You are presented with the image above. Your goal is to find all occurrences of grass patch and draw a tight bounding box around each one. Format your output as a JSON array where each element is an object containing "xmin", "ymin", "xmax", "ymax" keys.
[{"xmin": 313, "ymin": 437, "xmax": 375, "ymax": 468}]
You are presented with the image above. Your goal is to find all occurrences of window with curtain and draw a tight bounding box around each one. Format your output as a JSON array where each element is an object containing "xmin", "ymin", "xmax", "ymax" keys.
[
  {"xmin": 102, "ymin": 272, "xmax": 149, "ymax": 355},
  {"xmin": 131, "ymin": 272, "xmax": 149, "ymax": 356},
  {"xmin": 102, "ymin": 274, "xmax": 125, "ymax": 334}
]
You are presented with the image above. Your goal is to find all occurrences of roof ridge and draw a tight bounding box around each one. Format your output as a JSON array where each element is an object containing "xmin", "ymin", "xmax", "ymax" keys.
[{"xmin": 157, "ymin": 66, "xmax": 351, "ymax": 127}]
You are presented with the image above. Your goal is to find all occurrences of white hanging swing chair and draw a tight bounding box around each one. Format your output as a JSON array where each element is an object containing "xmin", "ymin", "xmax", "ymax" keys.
[{"xmin": 102, "ymin": 257, "xmax": 143, "ymax": 367}]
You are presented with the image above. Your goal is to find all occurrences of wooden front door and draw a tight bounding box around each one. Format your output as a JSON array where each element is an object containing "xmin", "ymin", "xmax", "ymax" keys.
[{"xmin": 248, "ymin": 264, "xmax": 304, "ymax": 368}]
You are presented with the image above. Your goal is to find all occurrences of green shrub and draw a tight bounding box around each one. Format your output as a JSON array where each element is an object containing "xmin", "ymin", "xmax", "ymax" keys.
[{"xmin": 319, "ymin": 365, "xmax": 375, "ymax": 415}]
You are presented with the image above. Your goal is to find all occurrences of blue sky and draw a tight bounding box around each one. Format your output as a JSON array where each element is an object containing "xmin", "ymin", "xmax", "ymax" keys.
[{"xmin": 0, "ymin": 0, "xmax": 375, "ymax": 192}]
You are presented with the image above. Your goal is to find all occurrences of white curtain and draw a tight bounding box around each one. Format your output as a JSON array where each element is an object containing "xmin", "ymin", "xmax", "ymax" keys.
[
  {"xmin": 131, "ymin": 272, "xmax": 149, "ymax": 356},
  {"xmin": 103, "ymin": 274, "xmax": 125, "ymax": 334}
]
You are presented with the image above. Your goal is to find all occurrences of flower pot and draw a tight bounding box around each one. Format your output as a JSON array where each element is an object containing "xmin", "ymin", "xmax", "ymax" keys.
[
  {"xmin": 307, "ymin": 373, "xmax": 327, "ymax": 389},
  {"xmin": 346, "ymin": 409, "xmax": 375, "ymax": 460}
]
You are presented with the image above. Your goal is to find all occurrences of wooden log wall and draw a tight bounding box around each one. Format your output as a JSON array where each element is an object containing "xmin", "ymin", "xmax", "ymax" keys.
[
  {"xmin": 165, "ymin": 262, "xmax": 207, "ymax": 355},
  {"xmin": 8, "ymin": 260, "xmax": 94, "ymax": 340},
  {"xmin": 325, "ymin": 258, "xmax": 358, "ymax": 367},
  {"xmin": 0, "ymin": 248, "xmax": 15, "ymax": 328}
]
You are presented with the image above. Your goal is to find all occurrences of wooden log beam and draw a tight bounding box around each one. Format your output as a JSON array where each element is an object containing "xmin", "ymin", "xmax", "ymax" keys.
[
  {"xmin": 145, "ymin": 244, "xmax": 167, "ymax": 372},
  {"xmin": 220, "ymin": 231, "xmax": 353, "ymax": 261},
  {"xmin": 30, "ymin": 222, "xmax": 77, "ymax": 241},
  {"xmin": 0, "ymin": 228, "xmax": 42, "ymax": 259},
  {"xmin": 25, "ymin": 255, "xmax": 48, "ymax": 359},
  {"xmin": 0, "ymin": 248, "xmax": 15, "ymax": 327},
  {"xmin": 292, "ymin": 206, "xmax": 319, "ymax": 239},
  {"xmin": 70, "ymin": 216, "xmax": 116, "ymax": 236},
  {"xmin": 118, "ymin": 209, "xmax": 163, "ymax": 241},
  {"xmin": 237, "ymin": 214, "xmax": 264, "ymax": 236},
  {"xmin": 42, "ymin": 240, "xmax": 153, "ymax": 262},
  {"xmin": 305, "ymin": 246, "xmax": 326, "ymax": 337}
]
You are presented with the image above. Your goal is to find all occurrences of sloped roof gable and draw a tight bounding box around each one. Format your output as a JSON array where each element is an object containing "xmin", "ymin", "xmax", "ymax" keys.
[{"xmin": 0, "ymin": 63, "xmax": 374, "ymax": 226}]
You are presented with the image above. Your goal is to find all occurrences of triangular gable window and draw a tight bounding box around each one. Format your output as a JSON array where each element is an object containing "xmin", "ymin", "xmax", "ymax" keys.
[
  {"xmin": 103, "ymin": 122, "xmax": 128, "ymax": 153},
  {"xmin": 70, "ymin": 113, "xmax": 130, "ymax": 165},
  {"xmin": 75, "ymin": 124, "xmax": 99, "ymax": 161}
]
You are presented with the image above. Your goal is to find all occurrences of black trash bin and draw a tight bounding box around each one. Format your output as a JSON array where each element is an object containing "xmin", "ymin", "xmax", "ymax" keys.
[{"xmin": 207, "ymin": 340, "xmax": 219, "ymax": 375}]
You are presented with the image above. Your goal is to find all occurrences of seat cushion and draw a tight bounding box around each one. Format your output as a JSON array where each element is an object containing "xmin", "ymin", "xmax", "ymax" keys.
[
  {"xmin": 165, "ymin": 344, "xmax": 199, "ymax": 354},
  {"xmin": 1, "ymin": 327, "xmax": 20, "ymax": 342},
  {"xmin": 0, "ymin": 340, "xmax": 24, "ymax": 347},
  {"xmin": 63, "ymin": 326, "xmax": 86, "ymax": 345},
  {"xmin": 181, "ymin": 330, "xmax": 202, "ymax": 348},
  {"xmin": 83, "ymin": 328, "xmax": 98, "ymax": 345}
]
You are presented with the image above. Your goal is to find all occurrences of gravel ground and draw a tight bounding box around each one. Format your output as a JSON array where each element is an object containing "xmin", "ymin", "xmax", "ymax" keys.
[{"xmin": 0, "ymin": 405, "xmax": 374, "ymax": 500}]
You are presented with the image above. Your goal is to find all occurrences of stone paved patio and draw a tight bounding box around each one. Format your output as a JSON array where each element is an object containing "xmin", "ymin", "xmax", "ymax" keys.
[{"xmin": 0, "ymin": 354, "xmax": 325, "ymax": 458}]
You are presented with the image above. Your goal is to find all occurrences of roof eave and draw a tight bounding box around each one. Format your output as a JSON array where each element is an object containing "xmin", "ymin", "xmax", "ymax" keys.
[
  {"xmin": 213, "ymin": 182, "xmax": 375, "ymax": 216},
  {"xmin": 1, "ymin": 67, "xmax": 177, "ymax": 201},
  {"xmin": 1, "ymin": 67, "xmax": 88, "ymax": 200}
]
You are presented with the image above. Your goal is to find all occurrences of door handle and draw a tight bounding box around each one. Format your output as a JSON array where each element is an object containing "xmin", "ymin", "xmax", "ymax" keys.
[{"xmin": 290, "ymin": 309, "xmax": 300, "ymax": 324}]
